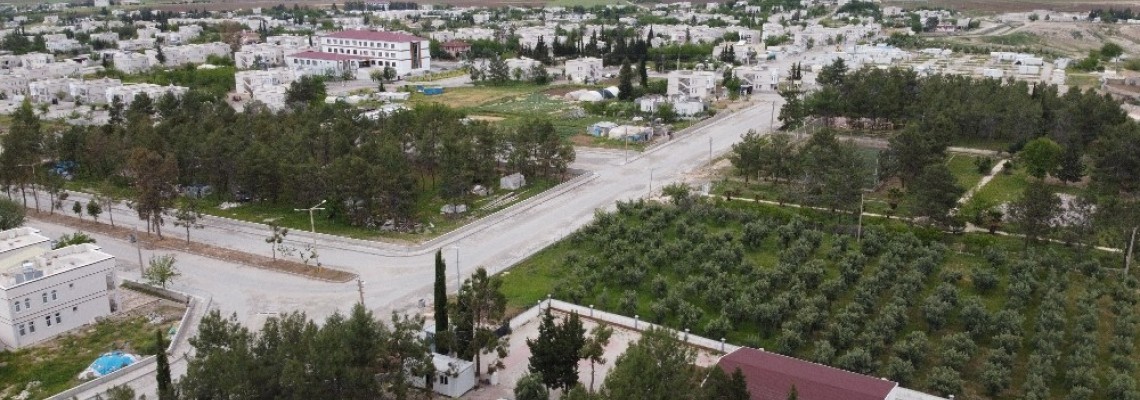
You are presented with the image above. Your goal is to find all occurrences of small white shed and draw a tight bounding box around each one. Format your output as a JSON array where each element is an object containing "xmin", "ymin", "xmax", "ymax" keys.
[{"xmin": 410, "ymin": 353, "xmax": 476, "ymax": 398}]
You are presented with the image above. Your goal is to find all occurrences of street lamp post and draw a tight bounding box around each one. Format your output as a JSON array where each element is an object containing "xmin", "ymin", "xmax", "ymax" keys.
[
  {"xmin": 649, "ymin": 168, "xmax": 655, "ymax": 197},
  {"xmin": 294, "ymin": 200, "xmax": 327, "ymax": 243},
  {"xmin": 128, "ymin": 226, "xmax": 144, "ymax": 271}
]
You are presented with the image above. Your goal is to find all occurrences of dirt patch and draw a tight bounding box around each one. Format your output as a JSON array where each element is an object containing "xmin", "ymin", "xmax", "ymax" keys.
[
  {"xmin": 28, "ymin": 211, "xmax": 357, "ymax": 283},
  {"xmin": 542, "ymin": 86, "xmax": 580, "ymax": 96},
  {"xmin": 886, "ymin": 0, "xmax": 1140, "ymax": 13},
  {"xmin": 467, "ymin": 115, "xmax": 506, "ymax": 122}
]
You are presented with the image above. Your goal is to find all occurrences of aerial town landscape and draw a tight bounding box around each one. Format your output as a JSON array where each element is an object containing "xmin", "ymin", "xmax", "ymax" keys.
[{"xmin": 0, "ymin": 0, "xmax": 1139, "ymax": 398}]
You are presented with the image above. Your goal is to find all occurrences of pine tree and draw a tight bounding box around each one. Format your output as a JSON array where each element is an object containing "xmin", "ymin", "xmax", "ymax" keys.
[
  {"xmin": 527, "ymin": 309, "xmax": 586, "ymax": 390},
  {"xmin": 434, "ymin": 249, "xmax": 449, "ymax": 353},
  {"xmin": 638, "ymin": 56, "xmax": 649, "ymax": 88},
  {"xmin": 156, "ymin": 330, "xmax": 175, "ymax": 400},
  {"xmin": 618, "ymin": 58, "xmax": 634, "ymax": 101}
]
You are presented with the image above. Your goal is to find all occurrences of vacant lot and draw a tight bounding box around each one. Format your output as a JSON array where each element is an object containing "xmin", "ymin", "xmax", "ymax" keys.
[{"xmin": 885, "ymin": 0, "xmax": 1140, "ymax": 13}]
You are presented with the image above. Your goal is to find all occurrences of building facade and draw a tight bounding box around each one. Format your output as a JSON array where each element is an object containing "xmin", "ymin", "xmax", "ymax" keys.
[
  {"xmin": 311, "ymin": 30, "xmax": 430, "ymax": 76},
  {"xmin": 0, "ymin": 228, "xmax": 118, "ymax": 350}
]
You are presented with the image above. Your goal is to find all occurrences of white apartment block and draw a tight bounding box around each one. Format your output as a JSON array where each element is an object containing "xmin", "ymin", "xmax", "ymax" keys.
[
  {"xmin": 667, "ymin": 70, "xmax": 717, "ymax": 100},
  {"xmin": 235, "ymin": 43, "xmax": 303, "ymax": 69},
  {"xmin": 70, "ymin": 78, "xmax": 123, "ymax": 105},
  {"xmin": 119, "ymin": 38, "xmax": 157, "ymax": 52},
  {"xmin": 0, "ymin": 228, "xmax": 118, "ymax": 350},
  {"xmin": 157, "ymin": 42, "xmax": 231, "ymax": 67},
  {"xmin": 46, "ymin": 38, "xmax": 82, "ymax": 53},
  {"xmin": 285, "ymin": 51, "xmax": 367, "ymax": 78},
  {"xmin": 0, "ymin": 74, "xmax": 29, "ymax": 98},
  {"xmin": 103, "ymin": 51, "xmax": 152, "ymax": 74},
  {"xmin": 28, "ymin": 78, "xmax": 77, "ymax": 103},
  {"xmin": 250, "ymin": 84, "xmax": 288, "ymax": 111},
  {"xmin": 313, "ymin": 30, "xmax": 430, "ymax": 76},
  {"xmin": 267, "ymin": 35, "xmax": 312, "ymax": 48},
  {"xmin": 90, "ymin": 32, "xmax": 120, "ymax": 45},
  {"xmin": 106, "ymin": 83, "xmax": 188, "ymax": 105},
  {"xmin": 0, "ymin": 53, "xmax": 53, "ymax": 70},
  {"xmin": 235, "ymin": 68, "xmax": 296, "ymax": 96},
  {"xmin": 565, "ymin": 57, "xmax": 603, "ymax": 83}
]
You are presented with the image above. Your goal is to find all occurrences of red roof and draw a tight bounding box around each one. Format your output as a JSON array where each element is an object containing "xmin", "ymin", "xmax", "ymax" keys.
[
  {"xmin": 287, "ymin": 51, "xmax": 372, "ymax": 61},
  {"xmin": 717, "ymin": 348, "xmax": 897, "ymax": 400},
  {"xmin": 324, "ymin": 30, "xmax": 426, "ymax": 43},
  {"xmin": 441, "ymin": 40, "xmax": 470, "ymax": 48}
]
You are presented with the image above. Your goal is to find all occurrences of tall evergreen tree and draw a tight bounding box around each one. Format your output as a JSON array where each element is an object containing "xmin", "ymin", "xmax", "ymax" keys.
[
  {"xmin": 618, "ymin": 58, "xmax": 634, "ymax": 101},
  {"xmin": 155, "ymin": 330, "xmax": 175, "ymax": 400},
  {"xmin": 435, "ymin": 249, "xmax": 450, "ymax": 354},
  {"xmin": 638, "ymin": 56, "xmax": 649, "ymax": 88},
  {"xmin": 527, "ymin": 309, "xmax": 586, "ymax": 390}
]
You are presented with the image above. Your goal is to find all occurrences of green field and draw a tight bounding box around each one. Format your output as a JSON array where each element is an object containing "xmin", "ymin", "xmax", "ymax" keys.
[
  {"xmin": 959, "ymin": 162, "xmax": 1083, "ymax": 225},
  {"xmin": 500, "ymin": 198, "xmax": 1137, "ymax": 399}
]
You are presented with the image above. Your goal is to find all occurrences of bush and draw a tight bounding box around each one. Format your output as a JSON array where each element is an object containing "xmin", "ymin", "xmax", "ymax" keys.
[{"xmin": 0, "ymin": 198, "xmax": 25, "ymax": 230}]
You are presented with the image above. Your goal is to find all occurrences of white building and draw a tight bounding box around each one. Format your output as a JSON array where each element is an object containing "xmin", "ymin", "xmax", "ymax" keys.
[
  {"xmin": 105, "ymin": 83, "xmax": 188, "ymax": 105},
  {"xmin": 28, "ymin": 78, "xmax": 77, "ymax": 103},
  {"xmin": 104, "ymin": 51, "xmax": 152, "ymax": 74},
  {"xmin": 0, "ymin": 75, "xmax": 29, "ymax": 98},
  {"xmin": 410, "ymin": 353, "xmax": 476, "ymax": 398},
  {"xmin": 235, "ymin": 43, "xmax": 287, "ymax": 69},
  {"xmin": 667, "ymin": 70, "xmax": 717, "ymax": 100},
  {"xmin": 235, "ymin": 68, "xmax": 297, "ymax": 96},
  {"xmin": 310, "ymin": 30, "xmax": 431, "ymax": 76},
  {"xmin": 565, "ymin": 57, "xmax": 603, "ymax": 83},
  {"xmin": 0, "ymin": 228, "xmax": 118, "ymax": 350},
  {"xmin": 157, "ymin": 42, "xmax": 231, "ymax": 67},
  {"xmin": 285, "ymin": 50, "xmax": 369, "ymax": 78},
  {"xmin": 70, "ymin": 78, "xmax": 123, "ymax": 105}
]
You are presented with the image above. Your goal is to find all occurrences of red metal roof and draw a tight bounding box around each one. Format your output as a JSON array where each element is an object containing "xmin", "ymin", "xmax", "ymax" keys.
[
  {"xmin": 441, "ymin": 40, "xmax": 471, "ymax": 48},
  {"xmin": 324, "ymin": 30, "xmax": 426, "ymax": 43},
  {"xmin": 716, "ymin": 348, "xmax": 897, "ymax": 400},
  {"xmin": 287, "ymin": 51, "xmax": 372, "ymax": 61}
]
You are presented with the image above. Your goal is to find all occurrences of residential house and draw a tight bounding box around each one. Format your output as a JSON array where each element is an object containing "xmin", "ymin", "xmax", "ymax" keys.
[
  {"xmin": 103, "ymin": 51, "xmax": 152, "ymax": 74},
  {"xmin": 565, "ymin": 57, "xmax": 603, "ymax": 83},
  {"xmin": 70, "ymin": 78, "xmax": 122, "ymax": 105},
  {"xmin": 105, "ymin": 83, "xmax": 188, "ymax": 105},
  {"xmin": 440, "ymin": 40, "xmax": 471, "ymax": 58},
  {"xmin": 0, "ymin": 228, "xmax": 119, "ymax": 350},
  {"xmin": 28, "ymin": 78, "xmax": 77, "ymax": 103},
  {"xmin": 667, "ymin": 70, "xmax": 717, "ymax": 100}
]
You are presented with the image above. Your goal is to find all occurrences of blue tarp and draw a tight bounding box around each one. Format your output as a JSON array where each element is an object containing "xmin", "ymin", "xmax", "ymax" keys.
[{"xmin": 90, "ymin": 351, "xmax": 136, "ymax": 376}]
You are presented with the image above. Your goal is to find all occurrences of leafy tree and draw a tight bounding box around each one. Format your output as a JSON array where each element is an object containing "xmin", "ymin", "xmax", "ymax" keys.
[
  {"xmin": 817, "ymin": 58, "xmax": 848, "ymax": 87},
  {"xmin": 797, "ymin": 130, "xmax": 865, "ymax": 212},
  {"xmin": 435, "ymin": 249, "xmax": 450, "ymax": 354},
  {"xmin": 156, "ymin": 330, "xmax": 176, "ymax": 400},
  {"xmin": 0, "ymin": 100, "xmax": 43, "ymax": 210},
  {"xmin": 72, "ymin": 201, "xmax": 83, "ymax": 219},
  {"xmin": 787, "ymin": 384, "xmax": 799, "ymax": 400},
  {"xmin": 1089, "ymin": 123, "xmax": 1140, "ymax": 193},
  {"xmin": 127, "ymin": 148, "xmax": 178, "ymax": 239},
  {"xmin": 1009, "ymin": 182, "xmax": 1061, "ymax": 247},
  {"xmin": 53, "ymin": 232, "xmax": 95, "ymax": 249},
  {"xmin": 700, "ymin": 367, "xmax": 751, "ymax": 400},
  {"xmin": 515, "ymin": 373, "xmax": 550, "ymax": 400},
  {"xmin": 144, "ymin": 254, "xmax": 180, "ymax": 289},
  {"xmin": 530, "ymin": 64, "xmax": 551, "ymax": 85},
  {"xmin": 580, "ymin": 323, "xmax": 613, "ymax": 392},
  {"xmin": 285, "ymin": 75, "xmax": 327, "ymax": 105},
  {"xmin": 487, "ymin": 56, "xmax": 511, "ymax": 85},
  {"xmin": 265, "ymin": 221, "xmax": 288, "ymax": 261},
  {"xmin": 1102, "ymin": 42, "xmax": 1125, "ymax": 60},
  {"xmin": 102, "ymin": 385, "xmax": 136, "ymax": 400},
  {"xmin": 601, "ymin": 327, "xmax": 701, "ymax": 400},
  {"xmin": 618, "ymin": 58, "xmax": 634, "ymax": 101},
  {"xmin": 455, "ymin": 267, "xmax": 507, "ymax": 376},
  {"xmin": 908, "ymin": 163, "xmax": 964, "ymax": 224},
  {"xmin": 927, "ymin": 366, "xmax": 962, "ymax": 397},
  {"xmin": 527, "ymin": 308, "xmax": 586, "ymax": 390},
  {"xmin": 1055, "ymin": 145, "xmax": 1085, "ymax": 184},
  {"xmin": 882, "ymin": 127, "xmax": 946, "ymax": 187},
  {"xmin": 173, "ymin": 199, "xmax": 204, "ymax": 244},
  {"xmin": 0, "ymin": 198, "xmax": 25, "ymax": 230},
  {"xmin": 1020, "ymin": 137, "xmax": 1063, "ymax": 180}
]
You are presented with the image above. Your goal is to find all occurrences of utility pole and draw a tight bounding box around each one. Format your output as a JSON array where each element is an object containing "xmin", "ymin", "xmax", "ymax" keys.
[
  {"xmin": 452, "ymin": 246, "xmax": 461, "ymax": 292},
  {"xmin": 128, "ymin": 226, "xmax": 145, "ymax": 271},
  {"xmin": 708, "ymin": 136, "xmax": 713, "ymax": 164},
  {"xmin": 649, "ymin": 168, "xmax": 654, "ymax": 197},
  {"xmin": 769, "ymin": 100, "xmax": 776, "ymax": 129},
  {"xmin": 357, "ymin": 279, "xmax": 365, "ymax": 304}
]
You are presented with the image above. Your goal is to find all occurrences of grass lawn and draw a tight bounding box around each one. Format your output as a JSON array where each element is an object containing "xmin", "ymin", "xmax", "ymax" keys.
[
  {"xmin": 980, "ymin": 32, "xmax": 1041, "ymax": 46},
  {"xmin": 962, "ymin": 163, "xmax": 1082, "ymax": 213},
  {"xmin": 946, "ymin": 154, "xmax": 987, "ymax": 190},
  {"xmin": 498, "ymin": 199, "xmax": 1134, "ymax": 400},
  {"xmin": 407, "ymin": 85, "xmax": 550, "ymax": 109},
  {"xmin": 0, "ymin": 315, "xmax": 176, "ymax": 400}
]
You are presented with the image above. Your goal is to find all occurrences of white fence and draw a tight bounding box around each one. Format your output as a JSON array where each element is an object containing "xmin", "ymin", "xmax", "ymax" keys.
[{"xmin": 511, "ymin": 298, "xmax": 741, "ymax": 355}]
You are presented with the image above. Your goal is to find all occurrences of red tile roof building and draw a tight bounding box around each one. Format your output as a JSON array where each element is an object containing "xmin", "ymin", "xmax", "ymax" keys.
[{"xmin": 717, "ymin": 348, "xmax": 937, "ymax": 400}]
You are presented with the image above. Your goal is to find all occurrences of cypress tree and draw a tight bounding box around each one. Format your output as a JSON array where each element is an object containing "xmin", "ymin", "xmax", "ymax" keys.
[
  {"xmin": 434, "ymin": 249, "xmax": 449, "ymax": 353},
  {"xmin": 638, "ymin": 56, "xmax": 649, "ymax": 88},
  {"xmin": 618, "ymin": 57, "xmax": 634, "ymax": 101},
  {"xmin": 156, "ymin": 330, "xmax": 175, "ymax": 400}
]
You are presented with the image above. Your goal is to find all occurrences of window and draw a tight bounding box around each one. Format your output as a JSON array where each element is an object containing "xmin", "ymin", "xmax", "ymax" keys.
[
  {"xmin": 55, "ymin": 313, "xmax": 60, "ymax": 324},
  {"xmin": 72, "ymin": 306, "xmax": 78, "ymax": 312},
  {"xmin": 45, "ymin": 315, "xmax": 51, "ymax": 326},
  {"xmin": 28, "ymin": 321, "xmax": 34, "ymax": 333},
  {"xmin": 14, "ymin": 301, "xmax": 20, "ymax": 312},
  {"xmin": 42, "ymin": 293, "xmax": 47, "ymax": 303},
  {"xmin": 24, "ymin": 299, "xmax": 29, "ymax": 308},
  {"xmin": 69, "ymin": 283, "xmax": 73, "ymax": 288},
  {"xmin": 438, "ymin": 375, "xmax": 449, "ymax": 385},
  {"xmin": 51, "ymin": 290, "xmax": 56, "ymax": 300},
  {"xmin": 18, "ymin": 324, "xmax": 25, "ymax": 336}
]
